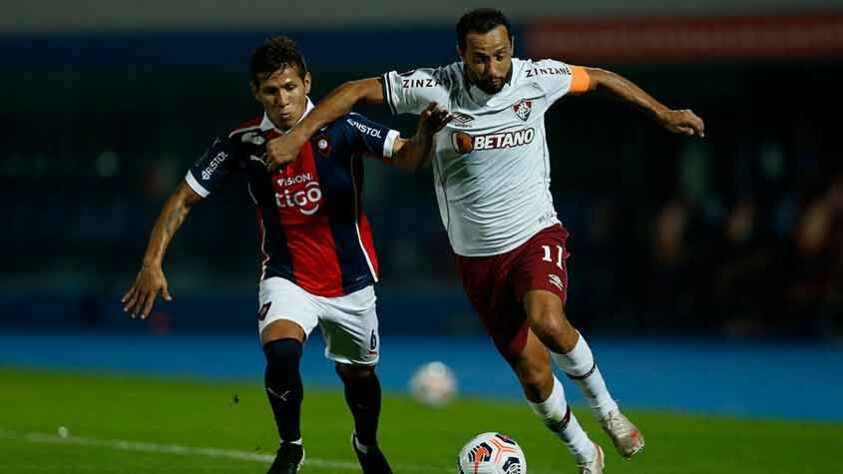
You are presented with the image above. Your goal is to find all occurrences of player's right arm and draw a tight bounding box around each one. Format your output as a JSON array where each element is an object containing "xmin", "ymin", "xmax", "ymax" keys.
[
  {"xmin": 267, "ymin": 68, "xmax": 450, "ymax": 171},
  {"xmin": 266, "ymin": 78, "xmax": 384, "ymax": 171},
  {"xmin": 121, "ymin": 182, "xmax": 202, "ymax": 319},
  {"xmin": 122, "ymin": 135, "xmax": 239, "ymax": 319}
]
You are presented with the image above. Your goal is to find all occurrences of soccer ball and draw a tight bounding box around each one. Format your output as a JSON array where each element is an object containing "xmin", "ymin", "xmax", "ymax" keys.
[
  {"xmin": 408, "ymin": 361, "xmax": 457, "ymax": 407},
  {"xmin": 457, "ymin": 432, "xmax": 526, "ymax": 474}
]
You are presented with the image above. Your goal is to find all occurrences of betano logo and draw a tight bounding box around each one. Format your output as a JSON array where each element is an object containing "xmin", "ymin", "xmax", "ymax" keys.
[{"xmin": 451, "ymin": 128, "xmax": 535, "ymax": 154}]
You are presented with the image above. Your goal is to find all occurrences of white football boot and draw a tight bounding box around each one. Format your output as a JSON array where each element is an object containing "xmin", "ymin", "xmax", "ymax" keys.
[
  {"xmin": 600, "ymin": 409, "xmax": 645, "ymax": 458},
  {"xmin": 577, "ymin": 442, "xmax": 604, "ymax": 474}
]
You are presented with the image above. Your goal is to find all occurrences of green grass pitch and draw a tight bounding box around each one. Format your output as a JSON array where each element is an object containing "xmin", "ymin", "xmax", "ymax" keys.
[{"xmin": 1, "ymin": 368, "xmax": 841, "ymax": 473}]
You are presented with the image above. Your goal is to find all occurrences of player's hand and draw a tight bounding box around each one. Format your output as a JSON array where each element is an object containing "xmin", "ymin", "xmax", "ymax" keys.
[
  {"xmin": 121, "ymin": 263, "xmax": 172, "ymax": 319},
  {"xmin": 418, "ymin": 101, "xmax": 454, "ymax": 137},
  {"xmin": 265, "ymin": 131, "xmax": 303, "ymax": 173},
  {"xmin": 660, "ymin": 109, "xmax": 705, "ymax": 137}
]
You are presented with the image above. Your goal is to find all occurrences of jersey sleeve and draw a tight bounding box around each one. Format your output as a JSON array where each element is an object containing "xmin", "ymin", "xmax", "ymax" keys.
[
  {"xmin": 343, "ymin": 113, "xmax": 400, "ymax": 159},
  {"xmin": 530, "ymin": 59, "xmax": 591, "ymax": 104},
  {"xmin": 381, "ymin": 67, "xmax": 451, "ymax": 116},
  {"xmin": 184, "ymin": 136, "xmax": 241, "ymax": 198}
]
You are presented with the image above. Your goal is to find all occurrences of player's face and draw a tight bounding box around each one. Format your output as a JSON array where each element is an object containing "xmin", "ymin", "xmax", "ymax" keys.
[
  {"xmin": 252, "ymin": 67, "xmax": 312, "ymax": 131},
  {"xmin": 458, "ymin": 25, "xmax": 513, "ymax": 95}
]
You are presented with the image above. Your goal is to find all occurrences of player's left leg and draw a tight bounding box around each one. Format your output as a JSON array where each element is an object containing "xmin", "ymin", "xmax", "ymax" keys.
[
  {"xmin": 523, "ymin": 290, "xmax": 619, "ymax": 419},
  {"xmin": 524, "ymin": 292, "xmax": 644, "ymax": 459},
  {"xmin": 336, "ymin": 363, "xmax": 392, "ymax": 474},
  {"xmin": 457, "ymin": 243, "xmax": 601, "ymax": 471},
  {"xmin": 319, "ymin": 285, "xmax": 392, "ymax": 474},
  {"xmin": 514, "ymin": 225, "xmax": 644, "ymax": 458},
  {"xmin": 504, "ymin": 327, "xmax": 602, "ymax": 469}
]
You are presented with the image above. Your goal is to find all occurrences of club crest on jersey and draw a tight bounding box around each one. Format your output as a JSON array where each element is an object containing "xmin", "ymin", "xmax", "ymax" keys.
[
  {"xmin": 451, "ymin": 128, "xmax": 535, "ymax": 154},
  {"xmin": 512, "ymin": 99, "xmax": 533, "ymax": 122},
  {"xmin": 314, "ymin": 134, "xmax": 332, "ymax": 157}
]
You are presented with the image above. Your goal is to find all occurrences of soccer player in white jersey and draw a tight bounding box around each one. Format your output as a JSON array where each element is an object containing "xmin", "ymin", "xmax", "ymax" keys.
[{"xmin": 265, "ymin": 9, "xmax": 704, "ymax": 473}]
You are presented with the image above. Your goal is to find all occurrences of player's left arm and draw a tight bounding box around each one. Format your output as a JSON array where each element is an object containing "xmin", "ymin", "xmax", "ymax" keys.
[
  {"xmin": 575, "ymin": 67, "xmax": 705, "ymax": 137},
  {"xmin": 391, "ymin": 102, "xmax": 453, "ymax": 171}
]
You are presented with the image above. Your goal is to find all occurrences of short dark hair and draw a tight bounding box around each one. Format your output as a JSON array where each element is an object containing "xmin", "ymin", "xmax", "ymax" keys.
[
  {"xmin": 250, "ymin": 36, "xmax": 308, "ymax": 85},
  {"xmin": 456, "ymin": 8, "xmax": 513, "ymax": 51}
]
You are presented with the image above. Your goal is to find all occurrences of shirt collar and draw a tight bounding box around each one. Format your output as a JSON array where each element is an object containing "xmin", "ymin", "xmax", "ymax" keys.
[{"xmin": 259, "ymin": 98, "xmax": 315, "ymax": 133}]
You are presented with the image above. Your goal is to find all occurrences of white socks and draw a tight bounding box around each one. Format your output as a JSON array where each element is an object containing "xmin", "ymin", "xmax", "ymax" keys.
[
  {"xmin": 527, "ymin": 376, "xmax": 596, "ymax": 463},
  {"xmin": 551, "ymin": 332, "xmax": 618, "ymax": 420}
]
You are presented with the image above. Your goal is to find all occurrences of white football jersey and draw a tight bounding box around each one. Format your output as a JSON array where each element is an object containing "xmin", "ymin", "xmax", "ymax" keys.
[{"xmin": 383, "ymin": 58, "xmax": 583, "ymax": 256}]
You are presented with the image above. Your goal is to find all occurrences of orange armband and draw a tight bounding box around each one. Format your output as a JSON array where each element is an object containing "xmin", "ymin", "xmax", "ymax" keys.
[{"xmin": 569, "ymin": 66, "xmax": 591, "ymax": 94}]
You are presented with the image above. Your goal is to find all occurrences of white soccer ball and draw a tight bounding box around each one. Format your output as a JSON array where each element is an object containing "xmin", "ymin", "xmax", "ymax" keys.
[
  {"xmin": 408, "ymin": 361, "xmax": 457, "ymax": 407},
  {"xmin": 457, "ymin": 432, "xmax": 526, "ymax": 474}
]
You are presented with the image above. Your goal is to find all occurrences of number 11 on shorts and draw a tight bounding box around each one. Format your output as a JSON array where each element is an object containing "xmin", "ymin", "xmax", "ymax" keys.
[{"xmin": 542, "ymin": 245, "xmax": 564, "ymax": 270}]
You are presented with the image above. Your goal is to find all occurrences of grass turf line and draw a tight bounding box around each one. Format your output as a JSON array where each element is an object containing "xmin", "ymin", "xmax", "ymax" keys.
[{"xmin": 1, "ymin": 368, "xmax": 841, "ymax": 473}]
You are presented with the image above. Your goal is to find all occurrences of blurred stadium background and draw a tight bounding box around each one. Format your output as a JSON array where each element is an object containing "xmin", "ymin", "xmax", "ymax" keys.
[{"xmin": 1, "ymin": 0, "xmax": 842, "ymax": 472}]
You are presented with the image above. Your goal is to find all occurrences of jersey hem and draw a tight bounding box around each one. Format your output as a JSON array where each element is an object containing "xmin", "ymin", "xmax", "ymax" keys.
[
  {"xmin": 450, "ymin": 220, "xmax": 561, "ymax": 258},
  {"xmin": 261, "ymin": 272, "xmax": 375, "ymax": 298}
]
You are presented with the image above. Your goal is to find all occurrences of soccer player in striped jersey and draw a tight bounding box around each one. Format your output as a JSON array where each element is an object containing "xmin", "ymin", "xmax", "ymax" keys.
[
  {"xmin": 122, "ymin": 37, "xmax": 451, "ymax": 474},
  {"xmin": 264, "ymin": 10, "xmax": 704, "ymax": 474}
]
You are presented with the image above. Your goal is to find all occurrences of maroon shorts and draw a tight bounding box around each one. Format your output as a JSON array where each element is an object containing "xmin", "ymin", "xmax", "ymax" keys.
[{"xmin": 455, "ymin": 224, "xmax": 571, "ymax": 359}]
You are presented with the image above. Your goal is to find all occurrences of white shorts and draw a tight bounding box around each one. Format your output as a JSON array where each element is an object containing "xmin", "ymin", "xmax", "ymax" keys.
[{"xmin": 257, "ymin": 277, "xmax": 380, "ymax": 365}]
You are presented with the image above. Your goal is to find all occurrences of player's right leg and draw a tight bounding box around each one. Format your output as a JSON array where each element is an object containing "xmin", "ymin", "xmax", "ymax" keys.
[
  {"xmin": 503, "ymin": 328, "xmax": 603, "ymax": 471},
  {"xmin": 512, "ymin": 225, "xmax": 644, "ymax": 459},
  {"xmin": 319, "ymin": 285, "xmax": 392, "ymax": 474},
  {"xmin": 258, "ymin": 277, "xmax": 321, "ymax": 474},
  {"xmin": 456, "ymin": 243, "xmax": 602, "ymax": 472},
  {"xmin": 336, "ymin": 363, "xmax": 392, "ymax": 474}
]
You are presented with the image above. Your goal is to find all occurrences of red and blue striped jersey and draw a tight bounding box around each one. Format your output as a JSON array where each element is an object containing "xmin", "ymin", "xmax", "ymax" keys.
[{"xmin": 185, "ymin": 105, "xmax": 400, "ymax": 297}]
